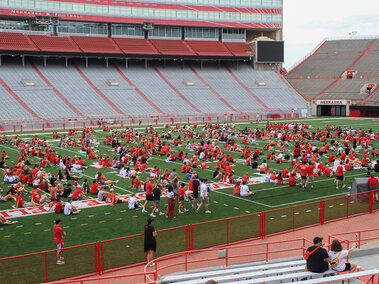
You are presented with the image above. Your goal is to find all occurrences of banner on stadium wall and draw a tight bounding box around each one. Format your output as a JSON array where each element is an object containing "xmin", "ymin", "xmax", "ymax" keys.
[{"xmin": 315, "ymin": 100, "xmax": 349, "ymax": 105}]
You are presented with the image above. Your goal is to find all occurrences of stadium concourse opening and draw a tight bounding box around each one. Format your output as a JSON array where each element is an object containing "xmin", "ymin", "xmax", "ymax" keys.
[{"xmin": 317, "ymin": 105, "xmax": 347, "ymax": 117}]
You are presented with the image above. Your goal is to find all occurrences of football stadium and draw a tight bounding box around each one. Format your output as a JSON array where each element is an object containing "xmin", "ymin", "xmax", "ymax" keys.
[{"xmin": 0, "ymin": 0, "xmax": 378, "ymax": 283}]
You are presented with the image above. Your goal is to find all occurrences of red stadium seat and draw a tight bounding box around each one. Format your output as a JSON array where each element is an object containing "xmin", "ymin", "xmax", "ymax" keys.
[
  {"xmin": 113, "ymin": 38, "xmax": 158, "ymax": 54},
  {"xmin": 224, "ymin": 42, "xmax": 253, "ymax": 56},
  {"xmin": 0, "ymin": 32, "xmax": 38, "ymax": 51},
  {"xmin": 150, "ymin": 39, "xmax": 196, "ymax": 55},
  {"xmin": 71, "ymin": 36, "xmax": 122, "ymax": 53},
  {"xmin": 29, "ymin": 35, "xmax": 81, "ymax": 52},
  {"xmin": 186, "ymin": 40, "xmax": 232, "ymax": 56}
]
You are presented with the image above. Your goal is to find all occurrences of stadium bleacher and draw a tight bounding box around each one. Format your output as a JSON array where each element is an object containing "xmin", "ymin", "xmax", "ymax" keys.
[
  {"xmin": 71, "ymin": 36, "xmax": 122, "ymax": 54},
  {"xmin": 150, "ymin": 39, "xmax": 196, "ymax": 55},
  {"xmin": 186, "ymin": 40, "xmax": 233, "ymax": 56},
  {"xmin": 0, "ymin": 32, "xmax": 38, "ymax": 51},
  {"xmin": 29, "ymin": 35, "xmax": 81, "ymax": 53},
  {"xmin": 0, "ymin": 56, "xmax": 309, "ymax": 121},
  {"xmin": 113, "ymin": 38, "xmax": 159, "ymax": 55},
  {"xmin": 224, "ymin": 42, "xmax": 253, "ymax": 56},
  {"xmin": 286, "ymin": 38, "xmax": 379, "ymax": 105}
]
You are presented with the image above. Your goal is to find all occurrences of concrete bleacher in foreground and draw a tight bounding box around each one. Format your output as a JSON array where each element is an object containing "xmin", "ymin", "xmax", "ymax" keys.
[{"xmin": 160, "ymin": 257, "xmax": 378, "ymax": 284}]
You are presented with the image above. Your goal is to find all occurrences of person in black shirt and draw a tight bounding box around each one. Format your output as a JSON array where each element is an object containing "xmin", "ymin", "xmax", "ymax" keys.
[
  {"xmin": 144, "ymin": 218, "xmax": 157, "ymax": 267},
  {"xmin": 192, "ymin": 176, "xmax": 200, "ymax": 208},
  {"xmin": 62, "ymin": 184, "xmax": 72, "ymax": 198},
  {"xmin": 375, "ymin": 161, "xmax": 379, "ymax": 173},
  {"xmin": 306, "ymin": 237, "xmax": 330, "ymax": 273},
  {"xmin": 150, "ymin": 185, "xmax": 164, "ymax": 217}
]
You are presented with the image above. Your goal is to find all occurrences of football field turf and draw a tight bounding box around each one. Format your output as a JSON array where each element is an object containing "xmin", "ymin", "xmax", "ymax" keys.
[{"xmin": 0, "ymin": 116, "xmax": 378, "ymax": 261}]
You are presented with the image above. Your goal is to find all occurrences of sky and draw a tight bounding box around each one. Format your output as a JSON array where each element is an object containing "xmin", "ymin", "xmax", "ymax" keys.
[{"xmin": 283, "ymin": 0, "xmax": 379, "ymax": 70}]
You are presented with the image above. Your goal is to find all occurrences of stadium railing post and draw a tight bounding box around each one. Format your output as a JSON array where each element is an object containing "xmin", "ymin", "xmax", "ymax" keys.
[
  {"xmin": 260, "ymin": 212, "xmax": 266, "ymax": 239},
  {"xmin": 227, "ymin": 219, "xmax": 230, "ymax": 245},
  {"xmin": 369, "ymin": 191, "xmax": 374, "ymax": 213},
  {"xmin": 44, "ymin": 251, "xmax": 47, "ymax": 283},
  {"xmin": 319, "ymin": 200, "xmax": 325, "ymax": 224},
  {"xmin": 292, "ymin": 207, "xmax": 295, "ymax": 230}
]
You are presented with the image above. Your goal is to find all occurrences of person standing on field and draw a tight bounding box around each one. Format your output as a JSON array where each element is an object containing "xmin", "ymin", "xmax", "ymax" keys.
[
  {"xmin": 196, "ymin": 178, "xmax": 211, "ymax": 214},
  {"xmin": 144, "ymin": 218, "xmax": 157, "ymax": 267},
  {"xmin": 54, "ymin": 219, "xmax": 66, "ymax": 265}
]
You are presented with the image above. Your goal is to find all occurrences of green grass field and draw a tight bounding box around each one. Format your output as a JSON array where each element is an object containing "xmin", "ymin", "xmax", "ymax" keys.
[{"xmin": 0, "ymin": 116, "xmax": 378, "ymax": 266}]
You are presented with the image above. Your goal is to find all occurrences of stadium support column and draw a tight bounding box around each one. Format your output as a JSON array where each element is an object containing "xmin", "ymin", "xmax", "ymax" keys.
[
  {"xmin": 65, "ymin": 57, "xmax": 68, "ymax": 68},
  {"xmin": 21, "ymin": 55, "xmax": 25, "ymax": 66},
  {"xmin": 200, "ymin": 60, "xmax": 203, "ymax": 70},
  {"xmin": 86, "ymin": 57, "xmax": 88, "ymax": 68},
  {"xmin": 0, "ymin": 55, "xmax": 2, "ymax": 66},
  {"xmin": 145, "ymin": 59, "xmax": 148, "ymax": 69},
  {"xmin": 44, "ymin": 56, "xmax": 46, "ymax": 67},
  {"xmin": 125, "ymin": 58, "xmax": 128, "ymax": 69},
  {"xmin": 105, "ymin": 58, "xmax": 109, "ymax": 68}
]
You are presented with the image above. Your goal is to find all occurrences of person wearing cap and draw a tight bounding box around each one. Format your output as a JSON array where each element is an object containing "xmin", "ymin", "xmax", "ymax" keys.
[
  {"xmin": 53, "ymin": 219, "xmax": 66, "ymax": 265},
  {"xmin": 305, "ymin": 237, "xmax": 330, "ymax": 273},
  {"xmin": 144, "ymin": 218, "xmax": 157, "ymax": 267},
  {"xmin": 72, "ymin": 185, "xmax": 87, "ymax": 200},
  {"xmin": 107, "ymin": 188, "xmax": 126, "ymax": 205}
]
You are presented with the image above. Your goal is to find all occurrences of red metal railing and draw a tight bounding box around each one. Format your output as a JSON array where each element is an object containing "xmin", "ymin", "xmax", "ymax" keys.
[{"xmin": 0, "ymin": 189, "xmax": 377, "ymax": 283}]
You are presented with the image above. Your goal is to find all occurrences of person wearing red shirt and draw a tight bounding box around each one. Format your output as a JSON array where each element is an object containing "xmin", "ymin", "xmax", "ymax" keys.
[
  {"xmin": 178, "ymin": 183, "xmax": 188, "ymax": 214},
  {"xmin": 368, "ymin": 174, "xmax": 379, "ymax": 201},
  {"xmin": 282, "ymin": 167, "xmax": 289, "ymax": 179},
  {"xmin": 288, "ymin": 174, "xmax": 297, "ymax": 186},
  {"xmin": 15, "ymin": 192, "xmax": 39, "ymax": 208},
  {"xmin": 32, "ymin": 187, "xmax": 48, "ymax": 205},
  {"xmin": 299, "ymin": 163, "xmax": 307, "ymax": 189},
  {"xmin": 54, "ymin": 219, "xmax": 66, "ymax": 265},
  {"xmin": 335, "ymin": 161, "xmax": 346, "ymax": 189},
  {"xmin": 72, "ymin": 186, "xmax": 86, "ymax": 200},
  {"xmin": 107, "ymin": 188, "xmax": 126, "ymax": 205},
  {"xmin": 306, "ymin": 162, "xmax": 316, "ymax": 189},
  {"xmin": 142, "ymin": 178, "xmax": 154, "ymax": 213}
]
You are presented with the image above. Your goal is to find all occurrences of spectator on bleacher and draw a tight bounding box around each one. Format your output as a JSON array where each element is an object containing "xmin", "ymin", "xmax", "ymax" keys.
[
  {"xmin": 305, "ymin": 237, "xmax": 330, "ymax": 273},
  {"xmin": 328, "ymin": 240, "xmax": 357, "ymax": 272}
]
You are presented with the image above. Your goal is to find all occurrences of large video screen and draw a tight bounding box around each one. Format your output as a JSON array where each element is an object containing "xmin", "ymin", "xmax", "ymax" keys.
[{"xmin": 257, "ymin": 41, "xmax": 284, "ymax": 62}]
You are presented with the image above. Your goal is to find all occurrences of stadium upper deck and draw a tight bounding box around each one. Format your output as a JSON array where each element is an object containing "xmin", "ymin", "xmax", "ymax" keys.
[{"xmin": 0, "ymin": 0, "xmax": 282, "ymax": 29}]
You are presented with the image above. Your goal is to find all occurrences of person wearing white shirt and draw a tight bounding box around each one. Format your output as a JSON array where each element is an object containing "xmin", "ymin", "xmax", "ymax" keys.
[
  {"xmin": 239, "ymin": 181, "xmax": 255, "ymax": 197},
  {"xmin": 64, "ymin": 197, "xmax": 79, "ymax": 215},
  {"xmin": 328, "ymin": 240, "xmax": 357, "ymax": 272},
  {"xmin": 196, "ymin": 178, "xmax": 211, "ymax": 214},
  {"xmin": 120, "ymin": 166, "xmax": 127, "ymax": 178},
  {"xmin": 128, "ymin": 193, "xmax": 141, "ymax": 209}
]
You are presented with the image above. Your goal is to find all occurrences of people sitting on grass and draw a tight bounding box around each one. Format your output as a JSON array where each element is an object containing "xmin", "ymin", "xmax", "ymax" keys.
[
  {"xmin": 64, "ymin": 197, "xmax": 80, "ymax": 215},
  {"xmin": 0, "ymin": 215, "xmax": 18, "ymax": 225},
  {"xmin": 107, "ymin": 188, "xmax": 127, "ymax": 206},
  {"xmin": 14, "ymin": 192, "xmax": 39, "ymax": 208},
  {"xmin": 239, "ymin": 181, "xmax": 255, "ymax": 197}
]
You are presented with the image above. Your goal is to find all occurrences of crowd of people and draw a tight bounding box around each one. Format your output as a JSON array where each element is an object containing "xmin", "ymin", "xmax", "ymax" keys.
[{"xmin": 0, "ymin": 122, "xmax": 378, "ymax": 232}]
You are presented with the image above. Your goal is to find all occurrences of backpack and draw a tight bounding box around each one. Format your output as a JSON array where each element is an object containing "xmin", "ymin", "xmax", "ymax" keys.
[
  {"xmin": 304, "ymin": 246, "xmax": 320, "ymax": 260},
  {"xmin": 329, "ymin": 251, "xmax": 342, "ymax": 267}
]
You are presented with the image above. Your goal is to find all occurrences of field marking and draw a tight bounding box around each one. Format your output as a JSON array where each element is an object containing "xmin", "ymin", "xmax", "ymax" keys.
[
  {"xmin": 44, "ymin": 229, "xmax": 50, "ymax": 232},
  {"xmin": 270, "ymin": 193, "xmax": 346, "ymax": 207},
  {"xmin": 116, "ymin": 218, "xmax": 122, "ymax": 221},
  {"xmin": 212, "ymin": 190, "xmax": 272, "ymax": 208},
  {"xmin": 81, "ymin": 224, "xmax": 88, "ymax": 226},
  {"xmin": 24, "ymin": 232, "xmax": 32, "ymax": 235},
  {"xmin": 99, "ymin": 221, "xmax": 105, "ymax": 223}
]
